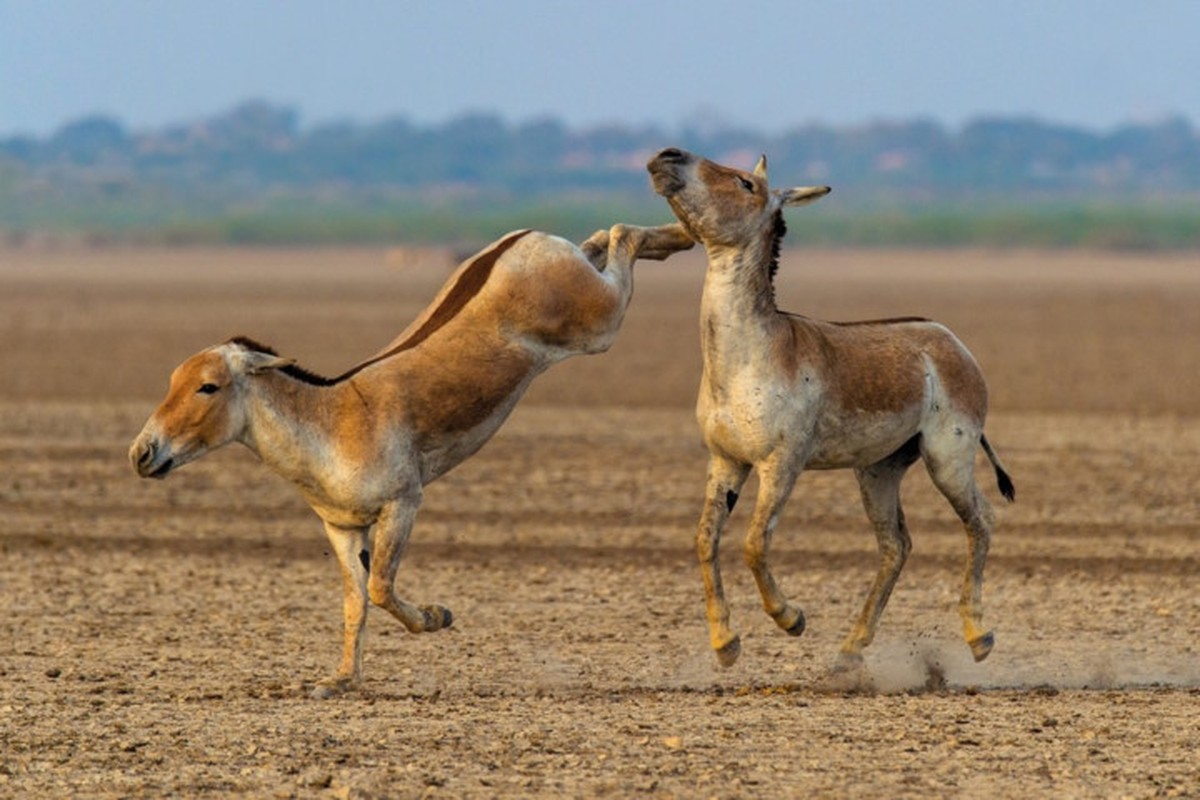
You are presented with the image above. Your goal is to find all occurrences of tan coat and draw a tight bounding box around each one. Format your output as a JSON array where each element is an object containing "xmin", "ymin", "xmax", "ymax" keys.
[
  {"xmin": 130, "ymin": 223, "xmax": 693, "ymax": 696},
  {"xmin": 648, "ymin": 148, "xmax": 1012, "ymax": 676}
]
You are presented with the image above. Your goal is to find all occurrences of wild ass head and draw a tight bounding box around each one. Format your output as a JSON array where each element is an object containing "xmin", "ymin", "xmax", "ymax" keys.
[
  {"xmin": 129, "ymin": 338, "xmax": 294, "ymax": 479},
  {"xmin": 647, "ymin": 147, "xmax": 830, "ymax": 254}
]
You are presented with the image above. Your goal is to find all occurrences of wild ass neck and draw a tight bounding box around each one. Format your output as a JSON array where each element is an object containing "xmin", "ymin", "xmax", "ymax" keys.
[
  {"xmin": 236, "ymin": 373, "xmax": 334, "ymax": 484},
  {"xmin": 699, "ymin": 243, "xmax": 786, "ymax": 368}
]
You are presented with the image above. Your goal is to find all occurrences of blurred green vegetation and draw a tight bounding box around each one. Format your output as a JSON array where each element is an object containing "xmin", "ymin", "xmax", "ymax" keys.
[
  {"xmin": 4, "ymin": 190, "xmax": 1196, "ymax": 251},
  {"xmin": 3, "ymin": 102, "xmax": 1199, "ymax": 250},
  {"xmin": 787, "ymin": 204, "xmax": 1200, "ymax": 250}
]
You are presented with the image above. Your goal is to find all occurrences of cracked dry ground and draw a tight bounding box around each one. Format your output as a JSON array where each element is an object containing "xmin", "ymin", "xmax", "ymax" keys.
[{"xmin": 2, "ymin": 247, "xmax": 1197, "ymax": 797}]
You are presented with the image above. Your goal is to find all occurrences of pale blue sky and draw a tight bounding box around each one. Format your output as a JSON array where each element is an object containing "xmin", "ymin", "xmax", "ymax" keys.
[{"xmin": 1, "ymin": 1, "xmax": 1197, "ymax": 136}]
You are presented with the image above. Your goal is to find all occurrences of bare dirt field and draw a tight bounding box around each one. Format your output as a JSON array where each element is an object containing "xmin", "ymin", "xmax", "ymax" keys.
[{"xmin": 1, "ymin": 244, "xmax": 1197, "ymax": 798}]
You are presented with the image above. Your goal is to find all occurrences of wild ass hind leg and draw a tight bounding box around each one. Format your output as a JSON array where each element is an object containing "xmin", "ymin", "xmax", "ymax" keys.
[
  {"xmin": 626, "ymin": 222, "xmax": 693, "ymax": 261},
  {"xmin": 571, "ymin": 223, "xmax": 695, "ymax": 355},
  {"xmin": 313, "ymin": 522, "xmax": 370, "ymax": 698},
  {"xmin": 368, "ymin": 494, "xmax": 454, "ymax": 637},
  {"xmin": 834, "ymin": 440, "xmax": 920, "ymax": 674},
  {"xmin": 580, "ymin": 223, "xmax": 692, "ymax": 270},
  {"xmin": 695, "ymin": 455, "xmax": 750, "ymax": 667},
  {"xmin": 743, "ymin": 460, "xmax": 807, "ymax": 641},
  {"xmin": 922, "ymin": 429, "xmax": 996, "ymax": 662}
]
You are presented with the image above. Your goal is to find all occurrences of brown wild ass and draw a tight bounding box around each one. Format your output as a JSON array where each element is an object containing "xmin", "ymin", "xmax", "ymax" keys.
[
  {"xmin": 647, "ymin": 148, "xmax": 1013, "ymax": 673},
  {"xmin": 129, "ymin": 223, "xmax": 693, "ymax": 697}
]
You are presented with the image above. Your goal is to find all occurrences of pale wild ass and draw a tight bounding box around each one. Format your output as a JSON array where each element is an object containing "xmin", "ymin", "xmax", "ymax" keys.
[
  {"xmin": 647, "ymin": 148, "xmax": 1013, "ymax": 673},
  {"xmin": 130, "ymin": 223, "xmax": 693, "ymax": 697}
]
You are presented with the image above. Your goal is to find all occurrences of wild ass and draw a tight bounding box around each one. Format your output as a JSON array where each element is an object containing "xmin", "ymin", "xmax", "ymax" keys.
[
  {"xmin": 647, "ymin": 148, "xmax": 1013, "ymax": 673},
  {"xmin": 129, "ymin": 223, "xmax": 693, "ymax": 697}
]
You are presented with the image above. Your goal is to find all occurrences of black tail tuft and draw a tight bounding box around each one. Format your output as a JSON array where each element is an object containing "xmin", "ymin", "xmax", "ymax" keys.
[
  {"xmin": 980, "ymin": 433, "xmax": 1015, "ymax": 502},
  {"xmin": 995, "ymin": 465, "xmax": 1015, "ymax": 502}
]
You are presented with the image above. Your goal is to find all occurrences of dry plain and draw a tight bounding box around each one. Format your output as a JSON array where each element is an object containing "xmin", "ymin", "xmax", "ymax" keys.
[{"xmin": 0, "ymin": 243, "xmax": 1197, "ymax": 798}]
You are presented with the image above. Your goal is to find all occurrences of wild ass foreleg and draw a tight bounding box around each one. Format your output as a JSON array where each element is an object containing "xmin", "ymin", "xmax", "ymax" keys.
[
  {"xmin": 743, "ymin": 461, "xmax": 806, "ymax": 638},
  {"xmin": 695, "ymin": 456, "xmax": 750, "ymax": 667},
  {"xmin": 835, "ymin": 452, "xmax": 917, "ymax": 672},
  {"xmin": 368, "ymin": 494, "xmax": 454, "ymax": 636},
  {"xmin": 313, "ymin": 522, "xmax": 370, "ymax": 698}
]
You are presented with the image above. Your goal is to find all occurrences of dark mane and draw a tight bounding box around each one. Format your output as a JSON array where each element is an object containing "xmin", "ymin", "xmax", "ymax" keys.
[
  {"xmin": 225, "ymin": 335, "xmax": 337, "ymax": 386},
  {"xmin": 831, "ymin": 316, "xmax": 931, "ymax": 327},
  {"xmin": 767, "ymin": 209, "xmax": 787, "ymax": 284},
  {"xmin": 226, "ymin": 335, "xmax": 277, "ymax": 355},
  {"xmin": 278, "ymin": 363, "xmax": 337, "ymax": 386}
]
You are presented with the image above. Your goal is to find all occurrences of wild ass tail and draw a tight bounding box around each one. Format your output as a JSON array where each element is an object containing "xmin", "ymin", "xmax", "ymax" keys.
[{"xmin": 980, "ymin": 434, "xmax": 1015, "ymax": 502}]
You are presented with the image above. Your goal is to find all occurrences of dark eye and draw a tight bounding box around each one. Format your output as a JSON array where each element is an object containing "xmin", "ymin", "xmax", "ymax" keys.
[
  {"xmin": 197, "ymin": 383, "xmax": 220, "ymax": 395},
  {"xmin": 738, "ymin": 176, "xmax": 755, "ymax": 193}
]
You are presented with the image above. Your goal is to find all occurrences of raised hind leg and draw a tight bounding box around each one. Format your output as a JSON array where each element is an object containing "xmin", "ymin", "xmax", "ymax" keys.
[
  {"xmin": 922, "ymin": 429, "xmax": 996, "ymax": 662},
  {"xmin": 580, "ymin": 222, "xmax": 693, "ymax": 269},
  {"xmin": 368, "ymin": 492, "xmax": 453, "ymax": 637},
  {"xmin": 628, "ymin": 222, "xmax": 694, "ymax": 261},
  {"xmin": 313, "ymin": 522, "xmax": 370, "ymax": 698},
  {"xmin": 695, "ymin": 455, "xmax": 750, "ymax": 666},
  {"xmin": 743, "ymin": 459, "xmax": 807, "ymax": 641},
  {"xmin": 835, "ymin": 441, "xmax": 920, "ymax": 672},
  {"xmin": 573, "ymin": 223, "xmax": 695, "ymax": 354}
]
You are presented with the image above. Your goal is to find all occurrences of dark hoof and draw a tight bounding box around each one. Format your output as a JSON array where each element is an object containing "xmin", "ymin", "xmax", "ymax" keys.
[
  {"xmin": 714, "ymin": 635, "xmax": 741, "ymax": 668},
  {"xmin": 422, "ymin": 606, "xmax": 453, "ymax": 632},
  {"xmin": 773, "ymin": 607, "xmax": 806, "ymax": 637},
  {"xmin": 969, "ymin": 631, "xmax": 994, "ymax": 662}
]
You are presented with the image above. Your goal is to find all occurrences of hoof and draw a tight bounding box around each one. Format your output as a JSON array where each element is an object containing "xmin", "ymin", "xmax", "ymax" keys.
[
  {"xmin": 714, "ymin": 635, "xmax": 742, "ymax": 668},
  {"xmin": 824, "ymin": 654, "xmax": 873, "ymax": 693},
  {"xmin": 777, "ymin": 608, "xmax": 806, "ymax": 637},
  {"xmin": 830, "ymin": 651, "xmax": 864, "ymax": 675},
  {"xmin": 422, "ymin": 605, "xmax": 453, "ymax": 632},
  {"xmin": 969, "ymin": 631, "xmax": 995, "ymax": 662},
  {"xmin": 311, "ymin": 678, "xmax": 356, "ymax": 699}
]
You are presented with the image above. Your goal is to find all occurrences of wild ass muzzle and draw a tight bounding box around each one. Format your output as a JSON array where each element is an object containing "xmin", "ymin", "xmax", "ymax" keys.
[
  {"xmin": 647, "ymin": 147, "xmax": 1013, "ymax": 675},
  {"xmin": 129, "ymin": 223, "xmax": 693, "ymax": 697}
]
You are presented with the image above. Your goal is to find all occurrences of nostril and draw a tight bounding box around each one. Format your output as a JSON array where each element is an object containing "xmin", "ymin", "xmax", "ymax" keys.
[
  {"xmin": 658, "ymin": 147, "xmax": 686, "ymax": 162},
  {"xmin": 136, "ymin": 441, "xmax": 155, "ymax": 467}
]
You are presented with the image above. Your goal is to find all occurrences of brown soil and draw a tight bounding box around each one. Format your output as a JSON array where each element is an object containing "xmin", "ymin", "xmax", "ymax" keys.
[{"xmin": 1, "ymin": 245, "xmax": 1197, "ymax": 798}]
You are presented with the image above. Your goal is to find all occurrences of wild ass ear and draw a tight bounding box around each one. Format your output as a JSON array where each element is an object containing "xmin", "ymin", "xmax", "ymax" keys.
[
  {"xmin": 753, "ymin": 154, "xmax": 768, "ymax": 180},
  {"xmin": 780, "ymin": 185, "xmax": 832, "ymax": 207},
  {"xmin": 227, "ymin": 346, "xmax": 295, "ymax": 375}
]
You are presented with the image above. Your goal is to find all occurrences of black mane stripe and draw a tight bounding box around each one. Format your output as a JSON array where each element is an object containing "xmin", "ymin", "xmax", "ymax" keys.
[
  {"xmin": 831, "ymin": 316, "xmax": 932, "ymax": 327},
  {"xmin": 226, "ymin": 335, "xmax": 278, "ymax": 356},
  {"xmin": 780, "ymin": 313, "xmax": 932, "ymax": 327},
  {"xmin": 280, "ymin": 363, "xmax": 338, "ymax": 386},
  {"xmin": 768, "ymin": 209, "xmax": 786, "ymax": 283}
]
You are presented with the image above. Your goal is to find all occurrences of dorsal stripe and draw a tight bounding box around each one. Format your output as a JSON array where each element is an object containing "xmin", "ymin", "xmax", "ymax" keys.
[
  {"xmin": 225, "ymin": 229, "xmax": 533, "ymax": 388},
  {"xmin": 830, "ymin": 316, "xmax": 931, "ymax": 327},
  {"xmin": 330, "ymin": 228, "xmax": 532, "ymax": 382}
]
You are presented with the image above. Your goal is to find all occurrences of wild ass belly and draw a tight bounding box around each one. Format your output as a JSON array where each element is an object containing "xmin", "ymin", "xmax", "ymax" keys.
[
  {"xmin": 416, "ymin": 379, "xmax": 536, "ymax": 484},
  {"xmin": 697, "ymin": 372, "xmax": 926, "ymax": 470},
  {"xmin": 804, "ymin": 404, "xmax": 925, "ymax": 469}
]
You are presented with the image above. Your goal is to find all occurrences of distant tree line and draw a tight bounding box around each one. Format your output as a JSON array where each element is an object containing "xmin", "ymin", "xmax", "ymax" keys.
[{"xmin": 1, "ymin": 100, "xmax": 1198, "ymax": 247}]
